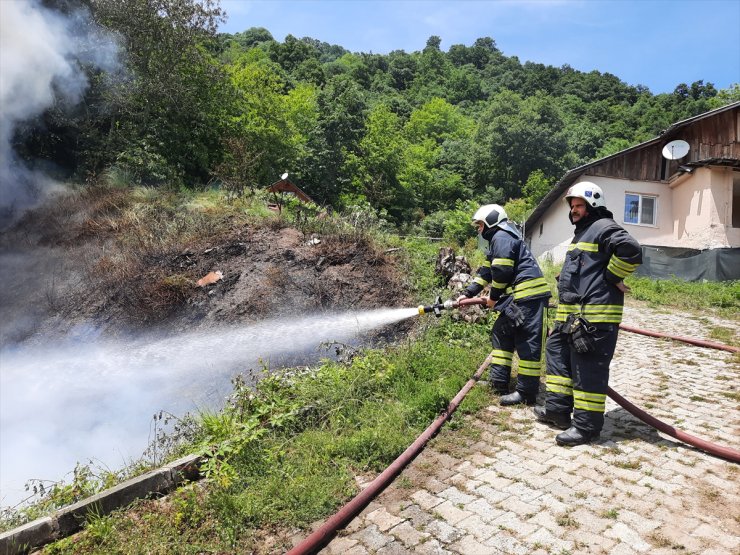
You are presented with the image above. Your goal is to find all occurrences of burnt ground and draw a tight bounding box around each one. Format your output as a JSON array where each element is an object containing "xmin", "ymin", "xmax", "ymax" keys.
[{"xmin": 0, "ymin": 188, "xmax": 413, "ymax": 348}]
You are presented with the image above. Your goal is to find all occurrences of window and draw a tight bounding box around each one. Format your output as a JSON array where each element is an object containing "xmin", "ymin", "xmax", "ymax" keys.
[{"xmin": 624, "ymin": 193, "xmax": 657, "ymax": 226}]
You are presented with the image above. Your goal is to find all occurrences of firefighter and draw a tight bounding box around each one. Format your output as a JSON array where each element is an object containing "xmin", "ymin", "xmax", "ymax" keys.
[
  {"xmin": 533, "ymin": 182, "xmax": 642, "ymax": 446},
  {"xmin": 460, "ymin": 204, "xmax": 551, "ymax": 405}
]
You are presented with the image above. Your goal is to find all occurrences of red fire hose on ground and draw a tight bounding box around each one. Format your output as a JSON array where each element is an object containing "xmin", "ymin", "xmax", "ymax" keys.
[
  {"xmin": 285, "ymin": 352, "xmax": 494, "ymax": 555},
  {"xmin": 288, "ymin": 304, "xmax": 739, "ymax": 555}
]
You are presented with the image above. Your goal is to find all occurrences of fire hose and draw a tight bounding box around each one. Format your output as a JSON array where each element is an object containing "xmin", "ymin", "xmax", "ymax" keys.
[{"xmin": 288, "ymin": 298, "xmax": 739, "ymax": 555}]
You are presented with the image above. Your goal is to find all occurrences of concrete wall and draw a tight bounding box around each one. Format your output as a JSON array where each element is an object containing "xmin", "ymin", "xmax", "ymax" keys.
[{"xmin": 672, "ymin": 167, "xmax": 740, "ymax": 249}]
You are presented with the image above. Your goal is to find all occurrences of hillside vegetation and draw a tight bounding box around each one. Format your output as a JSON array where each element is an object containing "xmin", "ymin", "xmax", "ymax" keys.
[{"xmin": 11, "ymin": 0, "xmax": 740, "ymax": 234}]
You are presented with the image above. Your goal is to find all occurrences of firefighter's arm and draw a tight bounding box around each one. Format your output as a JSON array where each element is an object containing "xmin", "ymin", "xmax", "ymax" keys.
[
  {"xmin": 462, "ymin": 256, "xmax": 493, "ymax": 298},
  {"xmin": 487, "ymin": 243, "xmax": 515, "ymax": 301},
  {"xmin": 603, "ymin": 226, "xmax": 642, "ymax": 285}
]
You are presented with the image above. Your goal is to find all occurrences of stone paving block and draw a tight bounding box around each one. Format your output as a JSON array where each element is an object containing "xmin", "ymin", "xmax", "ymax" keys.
[
  {"xmin": 464, "ymin": 497, "xmax": 504, "ymax": 523},
  {"xmin": 414, "ymin": 538, "xmax": 452, "ymax": 554},
  {"xmin": 526, "ymin": 510, "xmax": 563, "ymax": 534},
  {"xmin": 604, "ymin": 522, "xmax": 652, "ymax": 552},
  {"xmin": 538, "ymin": 478, "xmax": 571, "ymax": 501},
  {"xmin": 484, "ymin": 533, "xmax": 529, "ymax": 554},
  {"xmin": 453, "ymin": 460, "xmax": 476, "ymax": 475},
  {"xmin": 471, "ymin": 484, "xmax": 510, "ymax": 505},
  {"xmin": 411, "ymin": 489, "xmax": 443, "ymax": 510},
  {"xmin": 456, "ymin": 514, "xmax": 499, "ymax": 542},
  {"xmin": 366, "ymin": 507, "xmax": 405, "ymax": 532},
  {"xmin": 475, "ymin": 469, "xmax": 512, "ymax": 488},
  {"xmin": 498, "ymin": 495, "xmax": 539, "ymax": 518},
  {"xmin": 375, "ymin": 540, "xmax": 412, "ymax": 554},
  {"xmin": 448, "ymin": 535, "xmax": 493, "ymax": 554},
  {"xmin": 323, "ymin": 536, "xmax": 359, "ymax": 554},
  {"xmin": 389, "ymin": 521, "xmax": 429, "ymax": 548},
  {"xmin": 606, "ymin": 543, "xmax": 638, "ymax": 555},
  {"xmin": 563, "ymin": 529, "xmax": 617, "ymax": 554},
  {"xmin": 399, "ymin": 503, "xmax": 433, "ymax": 528},
  {"xmin": 432, "ymin": 500, "xmax": 472, "ymax": 526},
  {"xmin": 492, "ymin": 511, "xmax": 539, "ymax": 536},
  {"xmin": 503, "ymin": 480, "xmax": 543, "ymax": 503},
  {"xmin": 425, "ymin": 519, "xmax": 462, "ymax": 544},
  {"xmin": 356, "ymin": 524, "xmax": 393, "ymax": 551},
  {"xmin": 423, "ymin": 477, "xmax": 451, "ymax": 494},
  {"xmin": 491, "ymin": 461, "xmax": 525, "ymax": 480},
  {"xmin": 469, "ymin": 453, "xmax": 496, "ymax": 467},
  {"xmin": 438, "ymin": 486, "xmax": 477, "ymax": 506},
  {"xmin": 618, "ymin": 508, "xmax": 661, "ymax": 534},
  {"xmin": 524, "ymin": 526, "xmax": 574, "ymax": 553},
  {"xmin": 531, "ymin": 492, "xmax": 568, "ymax": 514},
  {"xmin": 569, "ymin": 507, "xmax": 613, "ymax": 534}
]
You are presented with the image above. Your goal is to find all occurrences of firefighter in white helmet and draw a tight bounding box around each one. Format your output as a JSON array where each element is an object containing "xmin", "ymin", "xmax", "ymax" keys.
[
  {"xmin": 460, "ymin": 204, "xmax": 551, "ymax": 405},
  {"xmin": 533, "ymin": 182, "xmax": 642, "ymax": 446}
]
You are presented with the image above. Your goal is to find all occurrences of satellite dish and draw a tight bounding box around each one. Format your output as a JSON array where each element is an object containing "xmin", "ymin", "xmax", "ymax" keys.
[
  {"xmin": 281, "ymin": 172, "xmax": 289, "ymax": 180},
  {"xmin": 662, "ymin": 140, "xmax": 690, "ymax": 160}
]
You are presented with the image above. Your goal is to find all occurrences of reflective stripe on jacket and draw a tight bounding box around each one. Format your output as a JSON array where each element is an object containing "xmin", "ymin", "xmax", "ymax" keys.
[
  {"xmin": 465, "ymin": 229, "xmax": 551, "ymax": 303},
  {"xmin": 556, "ymin": 217, "xmax": 642, "ymax": 324}
]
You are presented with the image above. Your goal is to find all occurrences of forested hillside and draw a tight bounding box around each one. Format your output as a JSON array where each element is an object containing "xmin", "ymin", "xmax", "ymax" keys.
[{"xmin": 13, "ymin": 0, "xmax": 740, "ymax": 232}]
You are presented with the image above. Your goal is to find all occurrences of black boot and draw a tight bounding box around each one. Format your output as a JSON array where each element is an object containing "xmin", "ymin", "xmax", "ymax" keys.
[
  {"xmin": 492, "ymin": 382, "xmax": 509, "ymax": 395},
  {"xmin": 500, "ymin": 391, "xmax": 536, "ymax": 406},
  {"xmin": 555, "ymin": 426, "xmax": 600, "ymax": 446},
  {"xmin": 532, "ymin": 406, "xmax": 571, "ymax": 430}
]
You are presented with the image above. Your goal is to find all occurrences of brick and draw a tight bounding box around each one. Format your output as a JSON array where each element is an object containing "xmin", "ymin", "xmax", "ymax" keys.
[
  {"xmin": 411, "ymin": 490, "xmax": 443, "ymax": 510},
  {"xmin": 432, "ymin": 500, "xmax": 472, "ymax": 526},
  {"xmin": 389, "ymin": 521, "xmax": 429, "ymax": 548}
]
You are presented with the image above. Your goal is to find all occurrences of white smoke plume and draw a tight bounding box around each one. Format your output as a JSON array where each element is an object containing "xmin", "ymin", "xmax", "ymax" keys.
[
  {"xmin": 0, "ymin": 308, "xmax": 419, "ymax": 509},
  {"xmin": 0, "ymin": 0, "xmax": 119, "ymax": 226}
]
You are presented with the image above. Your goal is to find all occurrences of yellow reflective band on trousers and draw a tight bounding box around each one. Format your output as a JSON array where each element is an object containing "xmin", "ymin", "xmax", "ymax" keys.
[
  {"xmin": 607, "ymin": 255, "xmax": 638, "ymax": 279},
  {"xmin": 506, "ymin": 277, "xmax": 550, "ymax": 300},
  {"xmin": 492, "ymin": 258, "xmax": 514, "ymax": 266},
  {"xmin": 474, "ymin": 276, "xmax": 490, "ymax": 286},
  {"xmin": 482, "ymin": 260, "xmax": 492, "ymax": 268},
  {"xmin": 517, "ymin": 359, "xmax": 542, "ymax": 377},
  {"xmin": 573, "ymin": 389, "xmax": 606, "ymax": 412},
  {"xmin": 491, "ymin": 280, "xmax": 508, "ymax": 289},
  {"xmin": 491, "ymin": 349, "xmax": 513, "ymax": 368},
  {"xmin": 567, "ymin": 242, "xmax": 598, "ymax": 253},
  {"xmin": 546, "ymin": 375, "xmax": 573, "ymax": 395},
  {"xmin": 555, "ymin": 303, "xmax": 623, "ymax": 323}
]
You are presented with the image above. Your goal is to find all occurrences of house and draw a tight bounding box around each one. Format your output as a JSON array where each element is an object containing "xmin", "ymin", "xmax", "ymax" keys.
[
  {"xmin": 524, "ymin": 101, "xmax": 740, "ymax": 281},
  {"xmin": 266, "ymin": 174, "xmax": 316, "ymax": 212}
]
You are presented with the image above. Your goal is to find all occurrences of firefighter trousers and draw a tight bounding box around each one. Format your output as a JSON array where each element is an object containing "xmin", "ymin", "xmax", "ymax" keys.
[
  {"xmin": 489, "ymin": 297, "xmax": 548, "ymax": 398},
  {"xmin": 543, "ymin": 322, "xmax": 619, "ymax": 434}
]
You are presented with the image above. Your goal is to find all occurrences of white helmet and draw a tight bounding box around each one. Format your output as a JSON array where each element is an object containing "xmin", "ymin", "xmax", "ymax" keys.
[
  {"xmin": 564, "ymin": 181, "xmax": 605, "ymax": 208},
  {"xmin": 472, "ymin": 204, "xmax": 508, "ymax": 230}
]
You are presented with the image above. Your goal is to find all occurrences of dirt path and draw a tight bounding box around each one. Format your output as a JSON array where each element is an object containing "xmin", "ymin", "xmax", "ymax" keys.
[{"xmin": 305, "ymin": 302, "xmax": 739, "ymax": 554}]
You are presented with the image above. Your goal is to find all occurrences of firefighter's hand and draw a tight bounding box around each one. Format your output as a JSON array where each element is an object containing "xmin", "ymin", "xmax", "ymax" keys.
[
  {"xmin": 615, "ymin": 281, "xmax": 631, "ymax": 293},
  {"xmin": 485, "ymin": 298, "xmax": 496, "ymax": 308}
]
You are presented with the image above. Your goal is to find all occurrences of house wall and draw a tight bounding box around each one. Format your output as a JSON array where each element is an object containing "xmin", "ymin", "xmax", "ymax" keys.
[
  {"xmin": 671, "ymin": 167, "xmax": 740, "ymax": 248},
  {"xmin": 528, "ymin": 168, "xmax": 740, "ymax": 262},
  {"xmin": 528, "ymin": 176, "xmax": 674, "ymax": 262}
]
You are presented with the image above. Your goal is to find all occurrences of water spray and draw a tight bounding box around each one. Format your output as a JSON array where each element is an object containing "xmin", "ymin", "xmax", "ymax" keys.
[{"xmin": 417, "ymin": 295, "xmax": 488, "ymax": 317}]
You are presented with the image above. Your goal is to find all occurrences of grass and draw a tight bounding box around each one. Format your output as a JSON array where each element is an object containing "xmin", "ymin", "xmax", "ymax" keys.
[
  {"xmin": 9, "ymin": 183, "xmax": 740, "ymax": 551},
  {"xmin": 34, "ymin": 317, "xmax": 493, "ymax": 552},
  {"xmin": 628, "ymin": 276, "xmax": 740, "ymax": 320}
]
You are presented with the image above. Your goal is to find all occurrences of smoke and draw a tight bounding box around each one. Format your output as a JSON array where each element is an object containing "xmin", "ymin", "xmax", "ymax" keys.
[
  {"xmin": 0, "ymin": 0, "xmax": 120, "ymax": 226},
  {"xmin": 0, "ymin": 308, "xmax": 418, "ymax": 508}
]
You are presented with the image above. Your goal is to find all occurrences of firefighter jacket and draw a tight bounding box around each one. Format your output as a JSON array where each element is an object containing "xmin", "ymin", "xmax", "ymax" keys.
[
  {"xmin": 464, "ymin": 228, "xmax": 551, "ymax": 303},
  {"xmin": 555, "ymin": 216, "xmax": 642, "ymax": 324}
]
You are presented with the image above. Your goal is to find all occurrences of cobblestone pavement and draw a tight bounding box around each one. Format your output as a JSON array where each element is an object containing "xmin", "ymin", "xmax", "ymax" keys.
[{"xmin": 312, "ymin": 303, "xmax": 740, "ymax": 554}]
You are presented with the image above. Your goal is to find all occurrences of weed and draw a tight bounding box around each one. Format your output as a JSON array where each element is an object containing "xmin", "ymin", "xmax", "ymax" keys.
[
  {"xmin": 601, "ymin": 508, "xmax": 619, "ymax": 519},
  {"xmin": 556, "ymin": 510, "xmax": 579, "ymax": 528}
]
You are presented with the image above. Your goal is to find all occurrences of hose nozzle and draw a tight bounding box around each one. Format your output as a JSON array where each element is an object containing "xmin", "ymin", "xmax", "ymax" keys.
[{"xmin": 418, "ymin": 295, "xmax": 444, "ymax": 317}]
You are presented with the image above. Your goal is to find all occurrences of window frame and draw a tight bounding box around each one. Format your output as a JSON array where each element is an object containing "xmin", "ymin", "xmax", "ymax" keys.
[{"xmin": 623, "ymin": 192, "xmax": 658, "ymax": 227}]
